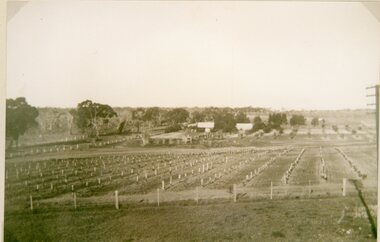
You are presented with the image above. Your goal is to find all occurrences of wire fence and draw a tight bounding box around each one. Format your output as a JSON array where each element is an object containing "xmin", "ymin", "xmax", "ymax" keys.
[
  {"xmin": 6, "ymin": 137, "xmax": 129, "ymax": 158},
  {"xmin": 10, "ymin": 180, "xmax": 376, "ymax": 213}
]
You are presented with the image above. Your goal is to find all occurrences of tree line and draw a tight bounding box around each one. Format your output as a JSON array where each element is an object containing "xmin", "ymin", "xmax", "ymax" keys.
[{"xmin": 6, "ymin": 97, "xmax": 327, "ymax": 148}]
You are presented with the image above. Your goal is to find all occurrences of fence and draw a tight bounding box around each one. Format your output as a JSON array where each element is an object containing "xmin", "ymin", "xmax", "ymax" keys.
[
  {"xmin": 17, "ymin": 179, "xmax": 377, "ymax": 212},
  {"xmin": 6, "ymin": 137, "xmax": 129, "ymax": 159}
]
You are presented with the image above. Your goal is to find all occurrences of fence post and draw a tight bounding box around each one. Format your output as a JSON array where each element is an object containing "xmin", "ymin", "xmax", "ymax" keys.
[
  {"xmin": 30, "ymin": 195, "xmax": 33, "ymax": 211},
  {"xmin": 342, "ymin": 178, "xmax": 347, "ymax": 196},
  {"xmin": 157, "ymin": 188, "xmax": 160, "ymax": 207},
  {"xmin": 196, "ymin": 186, "xmax": 199, "ymax": 204},
  {"xmin": 233, "ymin": 184, "xmax": 237, "ymax": 202},
  {"xmin": 270, "ymin": 181, "xmax": 273, "ymax": 200},
  {"xmin": 73, "ymin": 192, "xmax": 77, "ymax": 209},
  {"xmin": 115, "ymin": 190, "xmax": 119, "ymax": 209}
]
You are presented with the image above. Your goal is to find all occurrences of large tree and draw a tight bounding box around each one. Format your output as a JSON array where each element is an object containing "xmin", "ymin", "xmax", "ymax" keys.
[
  {"xmin": 6, "ymin": 97, "xmax": 39, "ymax": 148},
  {"xmin": 165, "ymin": 108, "xmax": 189, "ymax": 125},
  {"xmin": 268, "ymin": 112, "xmax": 287, "ymax": 130},
  {"xmin": 70, "ymin": 100, "xmax": 117, "ymax": 138},
  {"xmin": 311, "ymin": 117, "xmax": 319, "ymax": 127},
  {"xmin": 252, "ymin": 116, "xmax": 266, "ymax": 132},
  {"xmin": 143, "ymin": 107, "xmax": 161, "ymax": 125},
  {"xmin": 131, "ymin": 108, "xmax": 146, "ymax": 132},
  {"xmin": 235, "ymin": 111, "xmax": 250, "ymax": 123},
  {"xmin": 191, "ymin": 111, "xmax": 206, "ymax": 123},
  {"xmin": 213, "ymin": 111, "xmax": 236, "ymax": 133},
  {"xmin": 289, "ymin": 114, "xmax": 306, "ymax": 126}
]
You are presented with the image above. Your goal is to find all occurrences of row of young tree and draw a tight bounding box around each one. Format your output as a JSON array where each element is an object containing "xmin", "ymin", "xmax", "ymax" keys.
[{"xmin": 252, "ymin": 114, "xmax": 304, "ymax": 134}]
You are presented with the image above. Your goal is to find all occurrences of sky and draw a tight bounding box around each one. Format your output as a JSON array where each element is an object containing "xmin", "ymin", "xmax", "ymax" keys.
[{"xmin": 6, "ymin": 1, "xmax": 380, "ymax": 110}]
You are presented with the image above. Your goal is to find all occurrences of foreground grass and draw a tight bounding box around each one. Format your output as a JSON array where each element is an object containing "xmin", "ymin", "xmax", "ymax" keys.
[{"xmin": 5, "ymin": 196, "xmax": 376, "ymax": 242}]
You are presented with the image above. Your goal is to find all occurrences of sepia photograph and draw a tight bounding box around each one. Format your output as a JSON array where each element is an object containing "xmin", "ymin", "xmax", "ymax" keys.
[{"xmin": 2, "ymin": 1, "xmax": 380, "ymax": 241}]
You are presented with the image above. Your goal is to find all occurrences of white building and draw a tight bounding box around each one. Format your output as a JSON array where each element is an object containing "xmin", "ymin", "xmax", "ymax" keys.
[
  {"xmin": 197, "ymin": 122, "xmax": 215, "ymax": 133},
  {"xmin": 236, "ymin": 123, "xmax": 253, "ymax": 131}
]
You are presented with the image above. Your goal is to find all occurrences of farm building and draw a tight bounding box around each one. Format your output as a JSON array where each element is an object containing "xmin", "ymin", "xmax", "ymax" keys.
[
  {"xmin": 236, "ymin": 123, "xmax": 253, "ymax": 131},
  {"xmin": 236, "ymin": 123, "xmax": 253, "ymax": 135},
  {"xmin": 197, "ymin": 122, "xmax": 215, "ymax": 133},
  {"xmin": 149, "ymin": 132, "xmax": 193, "ymax": 145}
]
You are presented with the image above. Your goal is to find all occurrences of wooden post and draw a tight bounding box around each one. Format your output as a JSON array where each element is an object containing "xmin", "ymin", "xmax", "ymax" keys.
[
  {"xmin": 30, "ymin": 195, "xmax": 33, "ymax": 210},
  {"xmin": 115, "ymin": 190, "xmax": 119, "ymax": 209},
  {"xmin": 157, "ymin": 188, "xmax": 160, "ymax": 207},
  {"xmin": 270, "ymin": 182, "xmax": 273, "ymax": 200},
  {"xmin": 308, "ymin": 180, "xmax": 311, "ymax": 197},
  {"xmin": 342, "ymin": 178, "xmax": 347, "ymax": 196},
  {"xmin": 195, "ymin": 186, "xmax": 199, "ymax": 204},
  {"xmin": 233, "ymin": 184, "xmax": 237, "ymax": 202},
  {"xmin": 73, "ymin": 192, "xmax": 77, "ymax": 209}
]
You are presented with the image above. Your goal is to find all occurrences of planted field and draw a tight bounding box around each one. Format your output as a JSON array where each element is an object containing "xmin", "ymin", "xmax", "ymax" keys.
[
  {"xmin": 339, "ymin": 145, "xmax": 377, "ymax": 186},
  {"xmin": 288, "ymin": 148, "xmax": 321, "ymax": 185},
  {"xmin": 4, "ymin": 141, "xmax": 377, "ymax": 241},
  {"xmin": 5, "ymin": 143, "xmax": 377, "ymax": 209},
  {"xmin": 322, "ymin": 148, "xmax": 359, "ymax": 184}
]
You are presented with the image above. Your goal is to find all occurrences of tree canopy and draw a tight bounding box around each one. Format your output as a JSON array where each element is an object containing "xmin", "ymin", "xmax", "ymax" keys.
[
  {"xmin": 289, "ymin": 114, "xmax": 306, "ymax": 126},
  {"xmin": 252, "ymin": 116, "xmax": 266, "ymax": 132},
  {"xmin": 164, "ymin": 108, "xmax": 189, "ymax": 125},
  {"xmin": 190, "ymin": 111, "xmax": 206, "ymax": 123},
  {"xmin": 213, "ymin": 111, "xmax": 236, "ymax": 132},
  {"xmin": 268, "ymin": 113, "xmax": 287, "ymax": 130},
  {"xmin": 6, "ymin": 97, "xmax": 39, "ymax": 147},
  {"xmin": 311, "ymin": 117, "xmax": 319, "ymax": 127},
  {"xmin": 70, "ymin": 100, "xmax": 117, "ymax": 138},
  {"xmin": 235, "ymin": 111, "xmax": 250, "ymax": 123},
  {"xmin": 142, "ymin": 107, "xmax": 161, "ymax": 124}
]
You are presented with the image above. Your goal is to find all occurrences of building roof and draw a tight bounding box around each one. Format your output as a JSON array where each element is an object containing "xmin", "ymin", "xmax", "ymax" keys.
[
  {"xmin": 197, "ymin": 122, "xmax": 215, "ymax": 129},
  {"xmin": 236, "ymin": 123, "xmax": 253, "ymax": 130}
]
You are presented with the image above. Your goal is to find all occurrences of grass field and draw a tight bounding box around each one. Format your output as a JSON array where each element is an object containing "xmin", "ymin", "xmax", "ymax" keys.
[{"xmin": 4, "ymin": 196, "xmax": 377, "ymax": 242}]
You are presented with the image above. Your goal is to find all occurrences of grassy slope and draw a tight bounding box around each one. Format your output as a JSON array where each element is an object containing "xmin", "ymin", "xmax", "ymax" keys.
[{"xmin": 5, "ymin": 196, "xmax": 376, "ymax": 242}]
